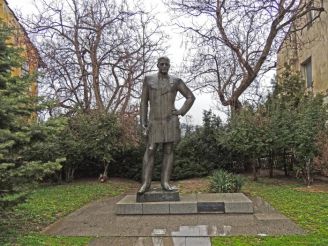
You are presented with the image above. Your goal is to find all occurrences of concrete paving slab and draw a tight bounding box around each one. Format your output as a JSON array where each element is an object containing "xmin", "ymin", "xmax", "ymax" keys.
[
  {"xmin": 132, "ymin": 236, "xmax": 175, "ymax": 246},
  {"xmin": 196, "ymin": 214, "xmax": 256, "ymax": 227},
  {"xmin": 252, "ymin": 196, "xmax": 276, "ymax": 213},
  {"xmin": 42, "ymin": 193, "xmax": 305, "ymax": 246},
  {"xmin": 229, "ymin": 225, "xmax": 260, "ymax": 235},
  {"xmin": 185, "ymin": 237, "xmax": 211, "ymax": 246},
  {"xmin": 171, "ymin": 236, "xmax": 186, "ymax": 246},
  {"xmin": 133, "ymin": 237, "xmax": 156, "ymax": 246},
  {"xmin": 171, "ymin": 225, "xmax": 211, "ymax": 246},
  {"xmin": 138, "ymin": 215, "xmax": 170, "ymax": 235},
  {"xmin": 106, "ymin": 222, "xmax": 142, "ymax": 236},
  {"xmin": 258, "ymin": 220, "xmax": 305, "ymax": 235},
  {"xmin": 174, "ymin": 225, "xmax": 207, "ymax": 236},
  {"xmin": 167, "ymin": 215, "xmax": 198, "ymax": 231},
  {"xmin": 255, "ymin": 213, "xmax": 289, "ymax": 220}
]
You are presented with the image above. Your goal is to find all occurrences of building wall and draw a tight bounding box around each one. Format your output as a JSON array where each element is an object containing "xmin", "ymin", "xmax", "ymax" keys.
[
  {"xmin": 0, "ymin": 0, "xmax": 40, "ymax": 98},
  {"xmin": 277, "ymin": 1, "xmax": 328, "ymax": 95}
]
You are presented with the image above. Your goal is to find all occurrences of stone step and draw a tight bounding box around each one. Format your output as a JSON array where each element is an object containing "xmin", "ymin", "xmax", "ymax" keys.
[{"xmin": 116, "ymin": 193, "xmax": 253, "ymax": 215}]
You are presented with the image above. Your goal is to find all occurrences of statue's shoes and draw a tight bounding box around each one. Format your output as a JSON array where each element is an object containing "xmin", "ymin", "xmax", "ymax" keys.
[
  {"xmin": 161, "ymin": 183, "xmax": 178, "ymax": 192},
  {"xmin": 137, "ymin": 183, "xmax": 150, "ymax": 194}
]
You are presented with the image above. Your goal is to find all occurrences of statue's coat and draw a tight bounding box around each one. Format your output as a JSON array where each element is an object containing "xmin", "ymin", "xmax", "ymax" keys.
[{"xmin": 140, "ymin": 73, "xmax": 195, "ymax": 144}]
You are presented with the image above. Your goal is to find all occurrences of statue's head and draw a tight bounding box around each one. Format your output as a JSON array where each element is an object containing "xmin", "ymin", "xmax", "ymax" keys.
[{"xmin": 157, "ymin": 56, "xmax": 170, "ymax": 75}]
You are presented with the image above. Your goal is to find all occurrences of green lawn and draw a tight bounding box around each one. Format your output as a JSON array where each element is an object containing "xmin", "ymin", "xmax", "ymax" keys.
[
  {"xmin": 0, "ymin": 180, "xmax": 127, "ymax": 246},
  {"xmin": 212, "ymin": 178, "xmax": 328, "ymax": 246},
  {"xmin": 2, "ymin": 177, "xmax": 327, "ymax": 246}
]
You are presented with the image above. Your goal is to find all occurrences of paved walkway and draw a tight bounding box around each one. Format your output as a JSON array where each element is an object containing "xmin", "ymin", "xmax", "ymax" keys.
[{"xmin": 42, "ymin": 191, "xmax": 304, "ymax": 246}]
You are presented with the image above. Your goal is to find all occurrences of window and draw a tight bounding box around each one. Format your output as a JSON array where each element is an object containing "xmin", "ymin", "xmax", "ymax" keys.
[
  {"xmin": 302, "ymin": 57, "xmax": 313, "ymax": 88},
  {"xmin": 306, "ymin": 0, "xmax": 324, "ymax": 27}
]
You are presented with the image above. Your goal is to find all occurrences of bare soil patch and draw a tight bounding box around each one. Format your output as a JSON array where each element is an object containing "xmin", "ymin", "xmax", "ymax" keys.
[
  {"xmin": 178, "ymin": 178, "xmax": 210, "ymax": 193},
  {"xmin": 295, "ymin": 184, "xmax": 328, "ymax": 193},
  {"xmin": 105, "ymin": 176, "xmax": 328, "ymax": 194}
]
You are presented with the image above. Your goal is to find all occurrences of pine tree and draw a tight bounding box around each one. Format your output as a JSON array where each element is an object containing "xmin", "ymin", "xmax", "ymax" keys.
[{"xmin": 0, "ymin": 21, "xmax": 61, "ymax": 209}]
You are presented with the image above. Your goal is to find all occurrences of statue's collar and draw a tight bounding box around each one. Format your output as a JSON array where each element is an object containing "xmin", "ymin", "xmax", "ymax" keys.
[{"xmin": 157, "ymin": 73, "xmax": 170, "ymax": 80}]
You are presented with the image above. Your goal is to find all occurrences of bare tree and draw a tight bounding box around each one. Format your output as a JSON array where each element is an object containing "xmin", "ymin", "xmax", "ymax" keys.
[
  {"xmin": 169, "ymin": 0, "xmax": 324, "ymax": 110},
  {"xmin": 23, "ymin": 0, "xmax": 167, "ymax": 115}
]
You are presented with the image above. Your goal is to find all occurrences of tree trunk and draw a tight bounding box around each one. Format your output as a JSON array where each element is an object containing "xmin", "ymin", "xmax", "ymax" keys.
[
  {"xmin": 253, "ymin": 159, "xmax": 258, "ymax": 181},
  {"xmin": 283, "ymin": 150, "xmax": 289, "ymax": 176},
  {"xmin": 269, "ymin": 153, "xmax": 274, "ymax": 178},
  {"xmin": 305, "ymin": 159, "xmax": 312, "ymax": 187},
  {"xmin": 103, "ymin": 162, "xmax": 109, "ymax": 178},
  {"xmin": 65, "ymin": 166, "xmax": 76, "ymax": 183},
  {"xmin": 243, "ymin": 156, "xmax": 251, "ymax": 172},
  {"xmin": 229, "ymin": 98, "xmax": 243, "ymax": 115},
  {"xmin": 55, "ymin": 171, "xmax": 63, "ymax": 183}
]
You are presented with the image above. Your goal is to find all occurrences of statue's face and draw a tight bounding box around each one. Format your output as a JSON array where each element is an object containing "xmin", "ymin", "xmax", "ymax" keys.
[{"xmin": 157, "ymin": 59, "xmax": 170, "ymax": 74}]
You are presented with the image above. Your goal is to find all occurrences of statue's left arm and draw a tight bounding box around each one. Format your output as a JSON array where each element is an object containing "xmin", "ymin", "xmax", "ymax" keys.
[{"xmin": 175, "ymin": 79, "xmax": 195, "ymax": 116}]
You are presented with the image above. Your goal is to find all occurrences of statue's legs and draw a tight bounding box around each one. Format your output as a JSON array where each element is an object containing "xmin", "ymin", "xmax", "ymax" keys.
[
  {"xmin": 138, "ymin": 143, "xmax": 157, "ymax": 194},
  {"xmin": 161, "ymin": 142, "xmax": 174, "ymax": 191}
]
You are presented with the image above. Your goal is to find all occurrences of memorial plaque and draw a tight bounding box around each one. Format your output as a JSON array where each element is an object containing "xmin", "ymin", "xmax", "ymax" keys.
[{"xmin": 197, "ymin": 202, "xmax": 225, "ymax": 213}]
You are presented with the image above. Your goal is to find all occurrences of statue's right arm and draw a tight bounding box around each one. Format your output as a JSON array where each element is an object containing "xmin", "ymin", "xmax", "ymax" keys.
[{"xmin": 140, "ymin": 77, "xmax": 149, "ymax": 128}]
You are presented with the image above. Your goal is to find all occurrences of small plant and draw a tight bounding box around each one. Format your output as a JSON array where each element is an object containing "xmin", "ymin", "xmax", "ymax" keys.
[{"xmin": 209, "ymin": 169, "xmax": 244, "ymax": 193}]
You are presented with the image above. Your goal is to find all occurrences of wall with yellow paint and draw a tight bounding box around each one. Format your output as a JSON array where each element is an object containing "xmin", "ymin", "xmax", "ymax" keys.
[
  {"xmin": 277, "ymin": 1, "xmax": 328, "ymax": 95},
  {"xmin": 0, "ymin": 0, "xmax": 41, "ymax": 98}
]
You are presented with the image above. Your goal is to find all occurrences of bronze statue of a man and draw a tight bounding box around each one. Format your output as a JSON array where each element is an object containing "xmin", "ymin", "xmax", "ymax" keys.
[{"xmin": 138, "ymin": 56, "xmax": 195, "ymax": 194}]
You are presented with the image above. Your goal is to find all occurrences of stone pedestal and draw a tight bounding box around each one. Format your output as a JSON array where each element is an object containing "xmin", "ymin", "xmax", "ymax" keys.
[{"xmin": 116, "ymin": 193, "xmax": 254, "ymax": 215}]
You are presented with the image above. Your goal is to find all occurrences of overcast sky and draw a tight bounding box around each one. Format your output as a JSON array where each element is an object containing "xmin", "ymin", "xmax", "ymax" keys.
[{"xmin": 7, "ymin": 0, "xmax": 222, "ymax": 125}]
